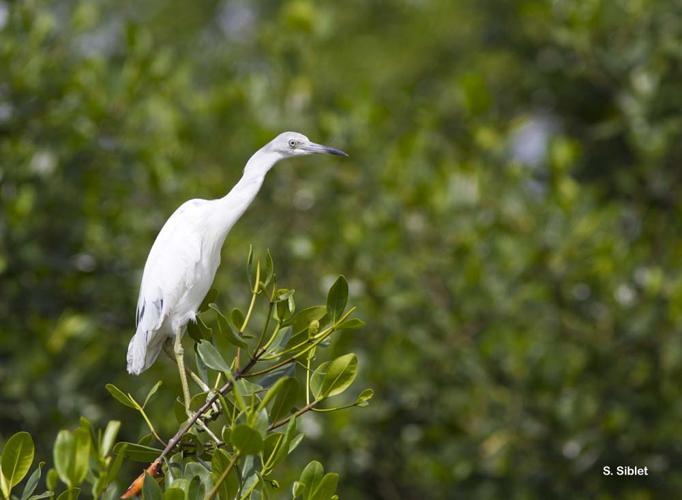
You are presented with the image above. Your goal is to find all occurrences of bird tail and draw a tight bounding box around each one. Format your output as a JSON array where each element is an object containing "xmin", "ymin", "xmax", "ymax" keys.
[{"xmin": 126, "ymin": 328, "xmax": 165, "ymax": 375}]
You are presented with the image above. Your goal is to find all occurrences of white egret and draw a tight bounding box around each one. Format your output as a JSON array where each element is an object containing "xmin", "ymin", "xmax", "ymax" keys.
[{"xmin": 126, "ymin": 131, "xmax": 347, "ymax": 409}]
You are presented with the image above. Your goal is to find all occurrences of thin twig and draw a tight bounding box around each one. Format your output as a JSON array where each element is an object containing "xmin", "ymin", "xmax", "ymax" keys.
[{"xmin": 268, "ymin": 400, "xmax": 319, "ymax": 431}]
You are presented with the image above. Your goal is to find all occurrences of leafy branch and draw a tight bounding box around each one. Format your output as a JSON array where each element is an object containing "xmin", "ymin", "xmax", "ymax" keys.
[{"xmin": 2, "ymin": 251, "xmax": 370, "ymax": 500}]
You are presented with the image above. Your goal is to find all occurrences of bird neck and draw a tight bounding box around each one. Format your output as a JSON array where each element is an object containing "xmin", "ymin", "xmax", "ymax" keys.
[{"xmin": 212, "ymin": 148, "xmax": 283, "ymax": 240}]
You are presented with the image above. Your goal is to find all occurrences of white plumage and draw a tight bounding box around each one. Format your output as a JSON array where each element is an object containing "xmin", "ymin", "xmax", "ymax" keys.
[{"xmin": 127, "ymin": 131, "xmax": 347, "ymax": 376}]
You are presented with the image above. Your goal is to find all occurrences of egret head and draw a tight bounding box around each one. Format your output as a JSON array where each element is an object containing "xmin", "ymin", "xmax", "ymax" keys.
[{"xmin": 268, "ymin": 131, "xmax": 348, "ymax": 158}]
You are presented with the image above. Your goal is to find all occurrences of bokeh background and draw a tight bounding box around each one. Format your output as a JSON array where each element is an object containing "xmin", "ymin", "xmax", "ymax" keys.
[{"xmin": 2, "ymin": 0, "xmax": 682, "ymax": 498}]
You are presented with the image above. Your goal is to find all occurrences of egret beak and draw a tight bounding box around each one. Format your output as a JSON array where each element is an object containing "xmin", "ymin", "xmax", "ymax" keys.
[{"xmin": 302, "ymin": 141, "xmax": 349, "ymax": 157}]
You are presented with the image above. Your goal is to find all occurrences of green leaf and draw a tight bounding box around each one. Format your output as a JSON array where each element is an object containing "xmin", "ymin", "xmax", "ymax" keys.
[
  {"xmin": 335, "ymin": 318, "xmax": 365, "ymax": 330},
  {"xmin": 54, "ymin": 430, "xmax": 75, "ymax": 487},
  {"xmin": 166, "ymin": 479, "xmax": 190, "ymax": 494},
  {"xmin": 230, "ymin": 377, "xmax": 248, "ymax": 413},
  {"xmin": 162, "ymin": 487, "xmax": 186, "ymax": 500},
  {"xmin": 20, "ymin": 461, "xmax": 43, "ymax": 500},
  {"xmin": 46, "ymin": 469, "xmax": 58, "ymax": 491},
  {"xmin": 100, "ymin": 421, "xmax": 120, "ymax": 459},
  {"xmin": 310, "ymin": 353, "xmax": 358, "ymax": 399},
  {"xmin": 326, "ymin": 276, "xmax": 348, "ymax": 323},
  {"xmin": 262, "ymin": 433, "xmax": 284, "ymax": 468},
  {"xmin": 27, "ymin": 492, "xmax": 54, "ymax": 500},
  {"xmin": 299, "ymin": 461, "xmax": 324, "ymax": 500},
  {"xmin": 1, "ymin": 431, "xmax": 35, "ymax": 497},
  {"xmin": 72, "ymin": 429, "xmax": 90, "ymax": 486},
  {"xmin": 245, "ymin": 244, "xmax": 255, "ymax": 287},
  {"xmin": 112, "ymin": 443, "xmax": 162, "ymax": 462},
  {"xmin": 183, "ymin": 462, "xmax": 210, "ymax": 486},
  {"xmin": 142, "ymin": 473, "xmax": 162, "ymax": 500},
  {"xmin": 196, "ymin": 341, "xmax": 232, "ymax": 372},
  {"xmin": 199, "ymin": 288, "xmax": 218, "ymax": 313},
  {"xmin": 288, "ymin": 433, "xmax": 304, "ymax": 454},
  {"xmin": 209, "ymin": 304, "xmax": 248, "ymax": 348},
  {"xmin": 311, "ymin": 473, "xmax": 339, "ymax": 500},
  {"xmin": 187, "ymin": 475, "xmax": 204, "ymax": 500},
  {"xmin": 231, "ymin": 308, "xmax": 245, "ymax": 331},
  {"xmin": 274, "ymin": 288, "xmax": 296, "ymax": 322},
  {"xmin": 230, "ymin": 424, "xmax": 263, "ymax": 455},
  {"xmin": 56, "ymin": 488, "xmax": 79, "ymax": 500},
  {"xmin": 186, "ymin": 318, "xmax": 211, "ymax": 342},
  {"xmin": 53, "ymin": 428, "xmax": 90, "ymax": 488},
  {"xmin": 103, "ymin": 445, "xmax": 126, "ymax": 490},
  {"xmin": 269, "ymin": 377, "xmax": 299, "ymax": 422},
  {"xmin": 211, "ymin": 450, "xmax": 238, "ymax": 500},
  {"xmin": 355, "ymin": 388, "xmax": 374, "ymax": 407},
  {"xmin": 290, "ymin": 306, "xmax": 327, "ymax": 334},
  {"xmin": 263, "ymin": 250, "xmax": 274, "ymax": 287},
  {"xmin": 292, "ymin": 481, "xmax": 305, "ymax": 498},
  {"xmin": 143, "ymin": 381, "xmax": 163, "ymax": 408},
  {"xmin": 275, "ymin": 288, "xmax": 295, "ymax": 302},
  {"xmin": 105, "ymin": 384, "xmax": 137, "ymax": 409},
  {"xmin": 256, "ymin": 376, "xmax": 290, "ymax": 414}
]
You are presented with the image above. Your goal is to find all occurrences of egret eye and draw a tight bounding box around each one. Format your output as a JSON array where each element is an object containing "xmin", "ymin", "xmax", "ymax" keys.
[{"xmin": 288, "ymin": 139, "xmax": 297, "ymax": 148}]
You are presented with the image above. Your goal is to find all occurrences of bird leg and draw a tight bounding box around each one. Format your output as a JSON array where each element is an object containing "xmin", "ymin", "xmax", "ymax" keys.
[
  {"xmin": 173, "ymin": 330, "xmax": 192, "ymax": 414},
  {"xmin": 165, "ymin": 337, "xmax": 222, "ymax": 420}
]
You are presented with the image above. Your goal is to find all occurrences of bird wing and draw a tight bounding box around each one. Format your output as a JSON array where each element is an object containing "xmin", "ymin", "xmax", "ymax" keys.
[
  {"xmin": 128, "ymin": 198, "xmax": 210, "ymax": 374},
  {"xmin": 135, "ymin": 198, "xmax": 210, "ymax": 334}
]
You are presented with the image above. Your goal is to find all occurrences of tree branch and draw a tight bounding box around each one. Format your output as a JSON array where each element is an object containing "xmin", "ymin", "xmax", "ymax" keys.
[{"xmin": 121, "ymin": 353, "xmax": 262, "ymax": 499}]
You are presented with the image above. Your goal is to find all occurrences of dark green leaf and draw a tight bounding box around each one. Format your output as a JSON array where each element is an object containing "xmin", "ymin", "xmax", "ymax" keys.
[
  {"xmin": 256, "ymin": 360, "xmax": 295, "ymax": 389},
  {"xmin": 231, "ymin": 308, "xmax": 245, "ymax": 331},
  {"xmin": 263, "ymin": 250, "xmax": 274, "ymax": 287},
  {"xmin": 326, "ymin": 276, "xmax": 348, "ymax": 323},
  {"xmin": 230, "ymin": 424, "xmax": 263, "ymax": 455},
  {"xmin": 211, "ymin": 450, "xmax": 239, "ymax": 500},
  {"xmin": 256, "ymin": 376, "xmax": 290, "ymax": 413},
  {"xmin": 142, "ymin": 473, "xmax": 162, "ymax": 500},
  {"xmin": 199, "ymin": 288, "xmax": 218, "ymax": 312},
  {"xmin": 263, "ymin": 433, "xmax": 284, "ymax": 469},
  {"xmin": 209, "ymin": 304, "xmax": 248, "ymax": 348},
  {"xmin": 269, "ymin": 377, "xmax": 299, "ymax": 422},
  {"xmin": 187, "ymin": 317, "xmax": 212, "ymax": 342}
]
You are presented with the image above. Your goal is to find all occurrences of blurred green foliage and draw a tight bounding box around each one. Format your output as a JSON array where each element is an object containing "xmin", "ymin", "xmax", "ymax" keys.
[{"xmin": 2, "ymin": 0, "xmax": 682, "ymax": 498}]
